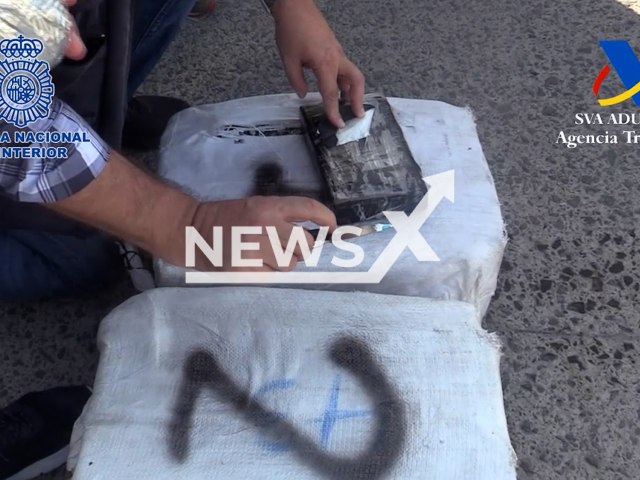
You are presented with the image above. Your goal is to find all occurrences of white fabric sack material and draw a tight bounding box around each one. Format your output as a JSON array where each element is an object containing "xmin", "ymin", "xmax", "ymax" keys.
[
  {"xmin": 153, "ymin": 94, "xmax": 507, "ymax": 317},
  {"xmin": 68, "ymin": 287, "xmax": 516, "ymax": 480}
]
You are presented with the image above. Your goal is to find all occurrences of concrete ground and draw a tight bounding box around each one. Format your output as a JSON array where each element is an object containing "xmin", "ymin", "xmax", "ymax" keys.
[{"xmin": 1, "ymin": 0, "xmax": 640, "ymax": 478}]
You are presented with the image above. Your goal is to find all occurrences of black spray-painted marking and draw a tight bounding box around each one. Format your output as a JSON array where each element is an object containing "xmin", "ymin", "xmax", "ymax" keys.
[
  {"xmin": 168, "ymin": 336, "xmax": 407, "ymax": 480},
  {"xmin": 251, "ymin": 160, "xmax": 328, "ymax": 202}
]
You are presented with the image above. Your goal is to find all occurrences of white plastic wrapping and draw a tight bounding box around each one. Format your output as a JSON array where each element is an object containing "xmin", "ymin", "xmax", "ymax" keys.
[
  {"xmin": 153, "ymin": 94, "xmax": 506, "ymax": 317},
  {"xmin": 335, "ymin": 107, "xmax": 375, "ymax": 146},
  {"xmin": 68, "ymin": 287, "xmax": 516, "ymax": 480}
]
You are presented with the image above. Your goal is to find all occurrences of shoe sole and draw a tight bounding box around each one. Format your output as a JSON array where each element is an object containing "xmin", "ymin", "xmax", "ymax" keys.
[{"xmin": 6, "ymin": 445, "xmax": 69, "ymax": 480}]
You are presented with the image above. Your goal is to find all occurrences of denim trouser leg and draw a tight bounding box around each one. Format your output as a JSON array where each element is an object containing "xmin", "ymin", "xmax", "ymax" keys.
[
  {"xmin": 0, "ymin": 230, "xmax": 123, "ymax": 301},
  {"xmin": 127, "ymin": 0, "xmax": 200, "ymax": 98}
]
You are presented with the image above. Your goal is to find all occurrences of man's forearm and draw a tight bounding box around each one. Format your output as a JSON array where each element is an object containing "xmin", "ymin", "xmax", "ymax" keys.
[{"xmin": 46, "ymin": 151, "xmax": 199, "ymax": 267}]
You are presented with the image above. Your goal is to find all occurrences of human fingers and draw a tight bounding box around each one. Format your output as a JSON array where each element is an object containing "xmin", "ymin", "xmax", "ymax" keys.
[
  {"xmin": 257, "ymin": 233, "xmax": 301, "ymax": 272},
  {"xmin": 283, "ymin": 57, "xmax": 308, "ymax": 99},
  {"xmin": 338, "ymin": 79, "xmax": 351, "ymax": 100},
  {"xmin": 63, "ymin": 15, "xmax": 86, "ymax": 60},
  {"xmin": 338, "ymin": 59, "xmax": 366, "ymax": 118},
  {"xmin": 270, "ymin": 221, "xmax": 317, "ymax": 263},
  {"xmin": 276, "ymin": 196, "xmax": 337, "ymax": 233},
  {"xmin": 313, "ymin": 62, "xmax": 344, "ymax": 128}
]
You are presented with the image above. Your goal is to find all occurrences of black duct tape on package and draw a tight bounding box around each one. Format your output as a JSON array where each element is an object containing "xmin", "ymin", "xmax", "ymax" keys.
[{"xmin": 300, "ymin": 94, "xmax": 427, "ymax": 226}]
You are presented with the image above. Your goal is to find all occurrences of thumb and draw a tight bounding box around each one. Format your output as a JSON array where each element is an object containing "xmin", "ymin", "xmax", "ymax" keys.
[
  {"xmin": 283, "ymin": 58, "xmax": 308, "ymax": 99},
  {"xmin": 64, "ymin": 17, "xmax": 87, "ymax": 60}
]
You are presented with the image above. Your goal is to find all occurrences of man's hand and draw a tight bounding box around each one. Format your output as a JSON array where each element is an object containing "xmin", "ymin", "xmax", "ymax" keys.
[
  {"xmin": 61, "ymin": 0, "xmax": 86, "ymax": 60},
  {"xmin": 190, "ymin": 196, "xmax": 337, "ymax": 272},
  {"xmin": 49, "ymin": 151, "xmax": 337, "ymax": 274},
  {"xmin": 272, "ymin": 0, "xmax": 365, "ymax": 128}
]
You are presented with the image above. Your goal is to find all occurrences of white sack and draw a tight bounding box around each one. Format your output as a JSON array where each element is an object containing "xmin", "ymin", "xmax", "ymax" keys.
[
  {"xmin": 68, "ymin": 287, "xmax": 516, "ymax": 480},
  {"xmin": 153, "ymin": 94, "xmax": 506, "ymax": 317}
]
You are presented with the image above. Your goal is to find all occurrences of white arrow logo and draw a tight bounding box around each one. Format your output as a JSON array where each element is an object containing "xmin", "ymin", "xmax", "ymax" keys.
[{"xmin": 185, "ymin": 170, "xmax": 455, "ymax": 284}]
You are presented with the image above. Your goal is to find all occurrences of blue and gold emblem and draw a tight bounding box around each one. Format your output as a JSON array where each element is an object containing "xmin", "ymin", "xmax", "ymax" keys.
[{"xmin": 0, "ymin": 35, "xmax": 54, "ymax": 127}]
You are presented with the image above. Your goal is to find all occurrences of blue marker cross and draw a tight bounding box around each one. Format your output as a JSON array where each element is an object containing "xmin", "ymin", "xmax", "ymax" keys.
[
  {"xmin": 312, "ymin": 374, "xmax": 371, "ymax": 449},
  {"xmin": 254, "ymin": 374, "xmax": 371, "ymax": 452}
]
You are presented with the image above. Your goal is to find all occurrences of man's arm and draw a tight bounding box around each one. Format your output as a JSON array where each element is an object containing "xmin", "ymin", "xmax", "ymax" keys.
[
  {"xmin": 0, "ymin": 98, "xmax": 336, "ymax": 273},
  {"xmin": 0, "ymin": 97, "xmax": 198, "ymax": 266},
  {"xmin": 48, "ymin": 151, "xmax": 199, "ymax": 268},
  {"xmin": 0, "ymin": 98, "xmax": 109, "ymax": 203}
]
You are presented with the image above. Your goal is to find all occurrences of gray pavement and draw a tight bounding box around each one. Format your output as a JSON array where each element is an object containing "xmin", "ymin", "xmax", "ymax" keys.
[{"xmin": 2, "ymin": 0, "xmax": 640, "ymax": 478}]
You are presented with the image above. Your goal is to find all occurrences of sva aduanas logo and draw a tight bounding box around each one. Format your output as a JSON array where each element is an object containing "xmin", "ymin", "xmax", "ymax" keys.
[
  {"xmin": 0, "ymin": 35, "xmax": 54, "ymax": 127},
  {"xmin": 556, "ymin": 40, "xmax": 640, "ymax": 148},
  {"xmin": 593, "ymin": 40, "xmax": 640, "ymax": 106}
]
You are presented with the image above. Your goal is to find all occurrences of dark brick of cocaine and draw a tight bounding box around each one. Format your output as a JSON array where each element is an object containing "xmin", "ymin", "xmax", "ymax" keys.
[{"xmin": 300, "ymin": 94, "xmax": 427, "ymax": 226}]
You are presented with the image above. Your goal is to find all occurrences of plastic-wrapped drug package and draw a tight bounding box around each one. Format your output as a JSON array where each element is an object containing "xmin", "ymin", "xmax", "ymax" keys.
[
  {"xmin": 67, "ymin": 288, "xmax": 517, "ymax": 480},
  {"xmin": 152, "ymin": 93, "xmax": 507, "ymax": 316},
  {"xmin": 300, "ymin": 94, "xmax": 428, "ymax": 226}
]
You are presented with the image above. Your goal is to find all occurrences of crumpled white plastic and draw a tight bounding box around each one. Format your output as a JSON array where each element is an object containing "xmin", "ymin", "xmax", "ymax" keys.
[{"xmin": 335, "ymin": 107, "xmax": 375, "ymax": 146}]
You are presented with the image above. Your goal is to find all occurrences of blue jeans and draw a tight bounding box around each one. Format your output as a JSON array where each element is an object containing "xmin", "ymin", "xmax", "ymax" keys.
[
  {"xmin": 0, "ymin": 0, "xmax": 197, "ymax": 301},
  {"xmin": 128, "ymin": 0, "xmax": 199, "ymax": 98},
  {"xmin": 0, "ymin": 231, "xmax": 123, "ymax": 301}
]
